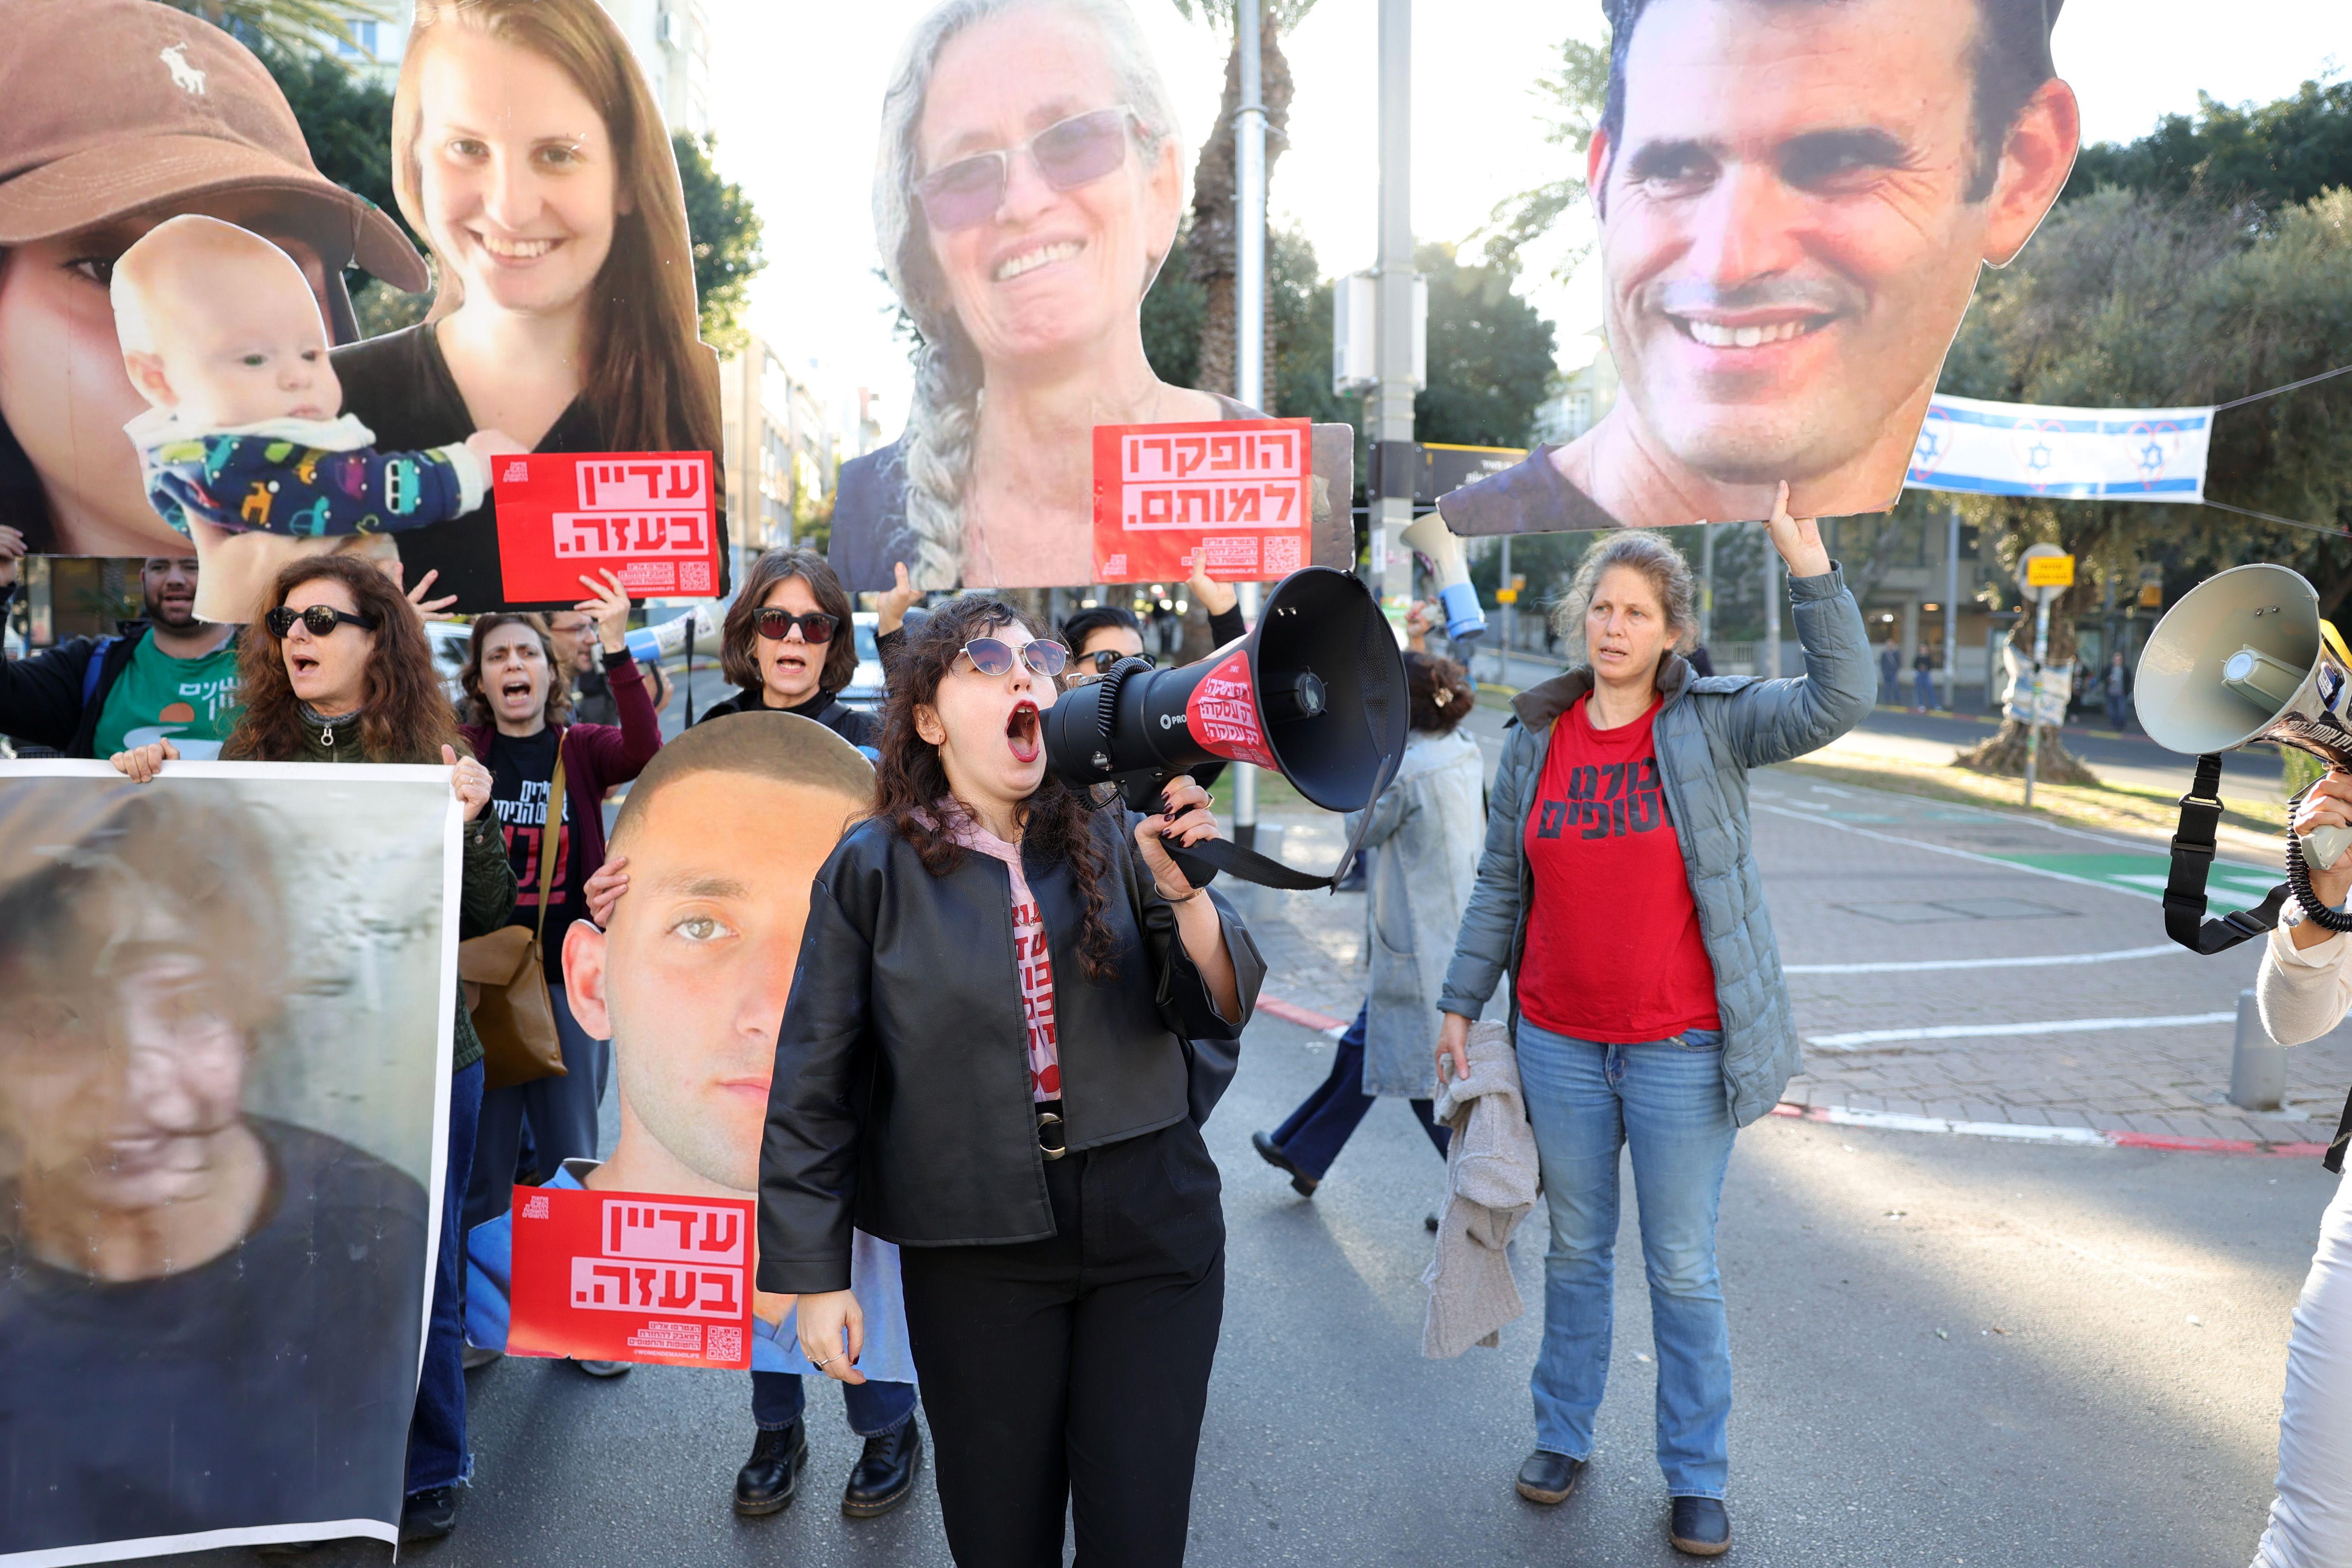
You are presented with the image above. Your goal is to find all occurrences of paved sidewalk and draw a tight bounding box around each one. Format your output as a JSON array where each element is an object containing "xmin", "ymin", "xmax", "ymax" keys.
[{"xmin": 1242, "ymin": 769, "xmax": 2352, "ymax": 1153}]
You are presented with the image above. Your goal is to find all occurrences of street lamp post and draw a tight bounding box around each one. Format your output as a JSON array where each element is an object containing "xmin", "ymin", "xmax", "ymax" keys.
[{"xmin": 1231, "ymin": 0, "xmax": 1267, "ymax": 848}]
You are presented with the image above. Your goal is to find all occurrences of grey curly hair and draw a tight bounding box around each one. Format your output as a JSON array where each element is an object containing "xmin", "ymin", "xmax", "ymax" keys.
[
  {"xmin": 1551, "ymin": 530, "xmax": 1699, "ymax": 665},
  {"xmin": 873, "ymin": 0, "xmax": 1184, "ymax": 588}
]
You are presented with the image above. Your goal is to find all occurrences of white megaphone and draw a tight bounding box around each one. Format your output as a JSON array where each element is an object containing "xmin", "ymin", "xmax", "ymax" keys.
[
  {"xmin": 623, "ymin": 602, "xmax": 724, "ymax": 665},
  {"xmin": 1399, "ymin": 511, "xmax": 1488, "ymax": 642},
  {"xmin": 2136, "ymin": 562, "xmax": 2352, "ymax": 870}
]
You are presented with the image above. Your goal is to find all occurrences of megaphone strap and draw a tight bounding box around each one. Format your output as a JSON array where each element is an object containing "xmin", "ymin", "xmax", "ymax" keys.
[{"xmin": 2162, "ymin": 752, "xmax": 2292, "ymax": 956}]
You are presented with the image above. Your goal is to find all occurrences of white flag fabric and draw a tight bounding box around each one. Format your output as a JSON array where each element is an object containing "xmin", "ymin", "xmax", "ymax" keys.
[{"xmin": 1905, "ymin": 394, "xmax": 2213, "ymax": 502}]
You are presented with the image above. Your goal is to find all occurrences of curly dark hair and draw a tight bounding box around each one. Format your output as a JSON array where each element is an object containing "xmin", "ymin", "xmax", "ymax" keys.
[
  {"xmin": 722, "ymin": 548, "xmax": 860, "ymax": 696},
  {"xmin": 462, "ymin": 612, "xmax": 575, "ymax": 730},
  {"xmin": 223, "ymin": 555, "xmax": 465, "ymax": 765},
  {"xmin": 1406, "ymin": 652, "xmax": 1476, "ymax": 735},
  {"xmin": 873, "ymin": 596, "xmax": 1120, "ymax": 983}
]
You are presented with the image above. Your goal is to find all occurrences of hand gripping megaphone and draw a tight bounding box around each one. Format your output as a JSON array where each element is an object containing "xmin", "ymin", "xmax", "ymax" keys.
[
  {"xmin": 2137, "ymin": 562, "xmax": 2352, "ymax": 952},
  {"xmin": 1400, "ymin": 511, "xmax": 1487, "ymax": 643},
  {"xmin": 1042, "ymin": 566, "xmax": 1409, "ymax": 889},
  {"xmin": 622, "ymin": 602, "xmax": 724, "ymax": 664}
]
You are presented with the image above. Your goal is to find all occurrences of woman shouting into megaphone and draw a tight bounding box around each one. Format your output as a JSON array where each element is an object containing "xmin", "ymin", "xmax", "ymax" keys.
[
  {"xmin": 756, "ymin": 596, "xmax": 1262, "ymax": 1567},
  {"xmin": 1432, "ymin": 484, "xmax": 1871, "ymax": 1558}
]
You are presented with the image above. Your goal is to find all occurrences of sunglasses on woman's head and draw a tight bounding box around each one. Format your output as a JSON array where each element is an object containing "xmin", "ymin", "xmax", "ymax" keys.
[
  {"xmin": 755, "ymin": 609, "xmax": 839, "ymax": 643},
  {"xmin": 265, "ymin": 604, "xmax": 379, "ymax": 639},
  {"xmin": 959, "ymin": 637, "xmax": 1069, "ymax": 679},
  {"xmin": 915, "ymin": 106, "xmax": 1139, "ymax": 233}
]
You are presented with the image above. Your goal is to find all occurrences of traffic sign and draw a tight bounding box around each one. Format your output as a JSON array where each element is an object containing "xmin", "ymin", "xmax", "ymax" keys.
[
  {"xmin": 2024, "ymin": 554, "xmax": 2074, "ymax": 588},
  {"xmin": 1496, "ymin": 588, "xmax": 1518, "ymax": 605}
]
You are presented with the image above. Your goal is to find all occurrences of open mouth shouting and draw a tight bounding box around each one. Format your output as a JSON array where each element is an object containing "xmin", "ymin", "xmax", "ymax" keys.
[
  {"xmin": 287, "ymin": 649, "xmax": 323, "ymax": 683},
  {"xmin": 498, "ymin": 673, "xmax": 537, "ymax": 712},
  {"xmin": 1006, "ymin": 700, "xmax": 1042, "ymax": 764}
]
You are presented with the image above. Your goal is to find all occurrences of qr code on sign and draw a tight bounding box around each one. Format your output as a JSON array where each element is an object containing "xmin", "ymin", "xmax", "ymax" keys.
[
  {"xmin": 1262, "ymin": 536, "xmax": 1302, "ymax": 573},
  {"xmin": 681, "ymin": 561, "xmax": 714, "ymax": 594},
  {"xmin": 707, "ymin": 1325, "xmax": 743, "ymax": 1363}
]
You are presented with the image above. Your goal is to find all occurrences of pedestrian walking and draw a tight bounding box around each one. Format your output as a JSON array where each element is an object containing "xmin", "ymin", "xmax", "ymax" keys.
[
  {"xmin": 454, "ymin": 575, "xmax": 663, "ymax": 1360},
  {"xmin": 107, "ymin": 554, "xmax": 515, "ymax": 1544},
  {"xmin": 0, "ymin": 551, "xmax": 243, "ymax": 759},
  {"xmin": 1434, "ymin": 484, "xmax": 1871, "ymax": 1557},
  {"xmin": 1877, "ymin": 636, "xmax": 1901, "ymax": 706},
  {"xmin": 2104, "ymin": 650, "xmax": 2132, "ymax": 731},
  {"xmin": 1252, "ymin": 652, "xmax": 1486, "ymax": 1196},
  {"xmin": 760, "ymin": 597, "xmax": 1263, "ymax": 1567},
  {"xmin": 1913, "ymin": 648, "xmax": 1936, "ymax": 711},
  {"xmin": 2245, "ymin": 769, "xmax": 2352, "ymax": 1568}
]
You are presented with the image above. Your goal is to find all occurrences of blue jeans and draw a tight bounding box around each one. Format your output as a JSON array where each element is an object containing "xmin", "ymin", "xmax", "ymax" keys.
[
  {"xmin": 463, "ymin": 983, "xmax": 609, "ymax": 1236},
  {"xmin": 1514, "ymin": 1019, "xmax": 1736, "ymax": 1498},
  {"xmin": 1268, "ymin": 1002, "xmax": 1449, "ymax": 1179},
  {"xmin": 407, "ymin": 1056, "xmax": 484, "ymax": 1495},
  {"xmin": 751, "ymin": 1370, "xmax": 918, "ymax": 1436}
]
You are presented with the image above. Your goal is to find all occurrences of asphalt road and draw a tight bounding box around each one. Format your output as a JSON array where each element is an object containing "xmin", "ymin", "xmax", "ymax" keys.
[{"xmin": 145, "ymin": 1014, "xmax": 2331, "ymax": 1568}]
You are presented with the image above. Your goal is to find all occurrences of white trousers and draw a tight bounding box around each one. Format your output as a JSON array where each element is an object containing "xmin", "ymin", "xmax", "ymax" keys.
[{"xmin": 2257, "ymin": 1168, "xmax": 2352, "ymax": 1568}]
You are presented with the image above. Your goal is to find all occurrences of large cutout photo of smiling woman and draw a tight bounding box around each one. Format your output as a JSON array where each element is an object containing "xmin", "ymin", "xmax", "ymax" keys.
[
  {"xmin": 332, "ymin": 0, "xmax": 725, "ymax": 612},
  {"xmin": 833, "ymin": 0, "xmax": 1264, "ymax": 594}
]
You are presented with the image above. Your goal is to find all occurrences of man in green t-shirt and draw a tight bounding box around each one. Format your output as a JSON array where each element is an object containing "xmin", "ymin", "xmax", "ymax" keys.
[{"xmin": 0, "ymin": 549, "xmax": 243, "ymax": 760}]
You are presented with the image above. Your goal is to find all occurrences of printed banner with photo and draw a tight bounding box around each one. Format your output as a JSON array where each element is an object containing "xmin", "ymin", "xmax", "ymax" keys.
[
  {"xmin": 462, "ymin": 714, "xmax": 919, "ymax": 1385},
  {"xmin": 1437, "ymin": 0, "xmax": 2081, "ymax": 538},
  {"xmin": 0, "ymin": 0, "xmax": 725, "ymax": 616},
  {"xmin": 829, "ymin": 0, "xmax": 1352, "ymax": 593},
  {"xmin": 0, "ymin": 760, "xmax": 459, "ymax": 1566},
  {"xmin": 1904, "ymin": 394, "xmax": 2213, "ymax": 501}
]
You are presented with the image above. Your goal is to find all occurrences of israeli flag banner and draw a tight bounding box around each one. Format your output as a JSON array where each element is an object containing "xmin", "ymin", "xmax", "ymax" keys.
[{"xmin": 1904, "ymin": 394, "xmax": 2214, "ymax": 502}]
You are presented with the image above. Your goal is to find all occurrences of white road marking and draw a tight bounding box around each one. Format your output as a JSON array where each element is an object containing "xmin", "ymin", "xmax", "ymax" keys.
[
  {"xmin": 1807, "ymin": 1011, "xmax": 2238, "ymax": 1050},
  {"xmin": 1786, "ymin": 944, "xmax": 2182, "ymax": 974}
]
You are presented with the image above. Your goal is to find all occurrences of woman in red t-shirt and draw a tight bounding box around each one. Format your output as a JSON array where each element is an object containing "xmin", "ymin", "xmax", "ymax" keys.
[{"xmin": 1432, "ymin": 484, "xmax": 1872, "ymax": 1558}]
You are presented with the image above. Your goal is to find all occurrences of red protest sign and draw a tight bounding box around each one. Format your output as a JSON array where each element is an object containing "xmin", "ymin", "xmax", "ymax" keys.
[
  {"xmin": 491, "ymin": 452, "xmax": 722, "ymax": 603},
  {"xmin": 1092, "ymin": 418, "xmax": 1312, "ymax": 584},
  {"xmin": 507, "ymin": 1184, "xmax": 754, "ymax": 1370},
  {"xmin": 1184, "ymin": 646, "xmax": 1277, "ymax": 769}
]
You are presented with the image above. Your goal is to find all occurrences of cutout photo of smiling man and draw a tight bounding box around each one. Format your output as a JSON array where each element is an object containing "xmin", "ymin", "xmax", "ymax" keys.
[{"xmin": 1439, "ymin": 0, "xmax": 2079, "ymax": 540}]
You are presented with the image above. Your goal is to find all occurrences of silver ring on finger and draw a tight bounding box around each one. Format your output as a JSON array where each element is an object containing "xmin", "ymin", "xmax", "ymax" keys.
[{"xmin": 813, "ymin": 1354, "xmax": 833, "ymax": 1369}]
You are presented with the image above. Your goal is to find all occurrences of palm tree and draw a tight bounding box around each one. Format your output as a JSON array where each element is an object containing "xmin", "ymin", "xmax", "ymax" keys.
[
  {"xmin": 1170, "ymin": 0, "xmax": 1316, "ymax": 406},
  {"xmin": 154, "ymin": 0, "xmax": 397, "ymax": 65}
]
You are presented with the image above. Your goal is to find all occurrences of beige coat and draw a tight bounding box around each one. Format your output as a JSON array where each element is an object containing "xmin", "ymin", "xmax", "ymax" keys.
[{"xmin": 1421, "ymin": 1020, "xmax": 1540, "ymax": 1358}]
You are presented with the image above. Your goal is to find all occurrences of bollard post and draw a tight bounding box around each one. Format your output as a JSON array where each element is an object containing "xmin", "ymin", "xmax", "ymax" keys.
[{"xmin": 2230, "ymin": 987, "xmax": 2286, "ymax": 1112}]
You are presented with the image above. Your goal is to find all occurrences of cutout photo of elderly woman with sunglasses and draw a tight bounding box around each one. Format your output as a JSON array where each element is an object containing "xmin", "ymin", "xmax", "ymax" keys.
[{"xmin": 830, "ymin": 0, "xmax": 1266, "ymax": 594}]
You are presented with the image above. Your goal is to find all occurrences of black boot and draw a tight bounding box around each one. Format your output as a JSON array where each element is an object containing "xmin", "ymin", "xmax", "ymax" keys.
[
  {"xmin": 399, "ymin": 1485, "xmax": 461, "ymax": 1542},
  {"xmin": 1250, "ymin": 1131, "xmax": 1319, "ymax": 1196},
  {"xmin": 1669, "ymin": 1496, "xmax": 1730, "ymax": 1556},
  {"xmin": 733, "ymin": 1421, "xmax": 808, "ymax": 1516},
  {"xmin": 1514, "ymin": 1450, "xmax": 1584, "ymax": 1505},
  {"xmin": 841, "ymin": 1418, "xmax": 923, "ymax": 1517}
]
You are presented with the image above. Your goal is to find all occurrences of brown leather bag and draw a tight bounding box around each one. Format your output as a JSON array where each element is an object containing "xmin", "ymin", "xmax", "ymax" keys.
[{"xmin": 459, "ymin": 748, "xmax": 570, "ymax": 1090}]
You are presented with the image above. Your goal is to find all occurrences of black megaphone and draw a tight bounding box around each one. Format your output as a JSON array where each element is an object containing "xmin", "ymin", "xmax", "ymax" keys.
[{"xmin": 1041, "ymin": 567, "xmax": 1409, "ymax": 889}]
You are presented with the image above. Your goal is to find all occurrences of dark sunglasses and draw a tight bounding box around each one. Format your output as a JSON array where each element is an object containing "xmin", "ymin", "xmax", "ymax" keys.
[
  {"xmin": 266, "ymin": 604, "xmax": 380, "ymax": 639},
  {"xmin": 915, "ymin": 106, "xmax": 1139, "ymax": 233},
  {"xmin": 755, "ymin": 609, "xmax": 840, "ymax": 643},
  {"xmin": 1078, "ymin": 648, "xmax": 1154, "ymax": 676},
  {"xmin": 960, "ymin": 637, "xmax": 1069, "ymax": 679}
]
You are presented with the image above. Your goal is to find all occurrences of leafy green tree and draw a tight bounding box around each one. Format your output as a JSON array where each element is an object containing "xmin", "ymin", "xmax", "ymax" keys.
[
  {"xmin": 2063, "ymin": 77, "xmax": 2352, "ymax": 218},
  {"xmin": 1167, "ymin": 0, "xmax": 1321, "ymax": 398},
  {"xmin": 155, "ymin": 0, "xmax": 395, "ymax": 61},
  {"xmin": 673, "ymin": 133, "xmax": 766, "ymax": 350},
  {"xmin": 1414, "ymin": 243, "xmax": 1558, "ymax": 449},
  {"xmin": 1470, "ymin": 36, "xmax": 1609, "ymax": 282},
  {"xmin": 1939, "ymin": 184, "xmax": 2352, "ymax": 778}
]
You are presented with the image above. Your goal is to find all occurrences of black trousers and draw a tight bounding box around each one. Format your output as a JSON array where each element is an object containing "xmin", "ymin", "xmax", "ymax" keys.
[{"xmin": 897, "ymin": 1118, "xmax": 1225, "ymax": 1568}]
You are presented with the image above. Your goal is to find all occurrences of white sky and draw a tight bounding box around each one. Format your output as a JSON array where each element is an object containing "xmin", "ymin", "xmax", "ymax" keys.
[{"xmin": 702, "ymin": 0, "xmax": 2347, "ymax": 444}]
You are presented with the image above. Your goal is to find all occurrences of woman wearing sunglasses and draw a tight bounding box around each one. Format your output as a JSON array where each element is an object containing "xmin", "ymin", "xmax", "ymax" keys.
[
  {"xmin": 698, "ymin": 550, "xmax": 891, "ymax": 752},
  {"xmin": 104, "ymin": 553, "xmax": 516, "ymax": 1543},
  {"xmin": 831, "ymin": 0, "xmax": 1262, "ymax": 595},
  {"xmin": 760, "ymin": 595, "xmax": 1262, "ymax": 1566}
]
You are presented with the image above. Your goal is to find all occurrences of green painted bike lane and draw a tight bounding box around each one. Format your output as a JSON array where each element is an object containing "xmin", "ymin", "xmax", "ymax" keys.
[{"xmin": 1963, "ymin": 851, "xmax": 2282, "ymax": 913}]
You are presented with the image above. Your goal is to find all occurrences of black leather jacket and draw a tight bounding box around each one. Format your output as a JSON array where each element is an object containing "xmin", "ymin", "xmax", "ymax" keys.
[{"xmin": 756, "ymin": 809, "xmax": 1264, "ymax": 1293}]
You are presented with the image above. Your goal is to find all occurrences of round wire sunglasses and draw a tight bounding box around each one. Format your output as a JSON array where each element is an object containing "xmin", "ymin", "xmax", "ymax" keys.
[
  {"xmin": 959, "ymin": 637, "xmax": 1069, "ymax": 679},
  {"xmin": 914, "ymin": 106, "xmax": 1140, "ymax": 233}
]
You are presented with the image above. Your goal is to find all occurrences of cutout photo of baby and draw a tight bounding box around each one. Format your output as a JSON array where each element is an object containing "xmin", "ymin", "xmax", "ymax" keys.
[{"xmin": 109, "ymin": 214, "xmax": 524, "ymax": 623}]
